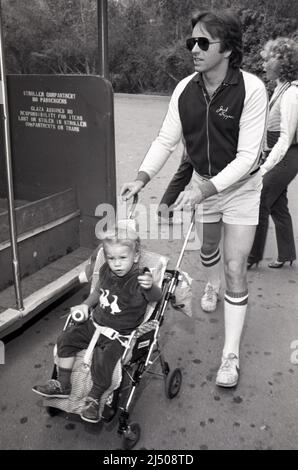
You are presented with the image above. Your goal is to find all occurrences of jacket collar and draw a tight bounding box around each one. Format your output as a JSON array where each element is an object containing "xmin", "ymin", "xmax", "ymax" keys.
[{"xmin": 194, "ymin": 67, "xmax": 240, "ymax": 86}]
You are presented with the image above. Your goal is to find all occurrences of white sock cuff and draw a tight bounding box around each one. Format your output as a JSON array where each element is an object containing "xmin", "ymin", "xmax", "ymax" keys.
[{"xmin": 225, "ymin": 290, "xmax": 248, "ymax": 306}]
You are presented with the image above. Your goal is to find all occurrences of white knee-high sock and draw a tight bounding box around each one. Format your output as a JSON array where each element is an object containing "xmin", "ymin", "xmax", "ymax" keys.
[
  {"xmin": 223, "ymin": 290, "xmax": 249, "ymax": 360},
  {"xmin": 200, "ymin": 248, "xmax": 221, "ymax": 291}
]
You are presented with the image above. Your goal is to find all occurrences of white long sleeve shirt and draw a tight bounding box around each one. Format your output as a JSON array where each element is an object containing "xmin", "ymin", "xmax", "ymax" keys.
[
  {"xmin": 262, "ymin": 80, "xmax": 298, "ymax": 174},
  {"xmin": 138, "ymin": 68, "xmax": 268, "ymax": 194}
]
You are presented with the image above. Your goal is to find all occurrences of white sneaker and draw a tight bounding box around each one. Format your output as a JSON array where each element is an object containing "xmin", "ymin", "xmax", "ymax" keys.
[
  {"xmin": 216, "ymin": 353, "xmax": 239, "ymax": 388},
  {"xmin": 200, "ymin": 282, "xmax": 219, "ymax": 312}
]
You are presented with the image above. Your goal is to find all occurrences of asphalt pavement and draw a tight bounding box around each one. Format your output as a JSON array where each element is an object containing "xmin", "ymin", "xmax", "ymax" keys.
[{"xmin": 0, "ymin": 93, "xmax": 298, "ymax": 450}]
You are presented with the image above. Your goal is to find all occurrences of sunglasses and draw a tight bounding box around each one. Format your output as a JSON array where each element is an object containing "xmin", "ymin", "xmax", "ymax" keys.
[{"xmin": 186, "ymin": 37, "xmax": 221, "ymax": 52}]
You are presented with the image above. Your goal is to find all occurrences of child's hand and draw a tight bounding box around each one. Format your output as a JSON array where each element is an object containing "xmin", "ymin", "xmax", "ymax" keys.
[
  {"xmin": 138, "ymin": 270, "xmax": 153, "ymax": 290},
  {"xmin": 70, "ymin": 304, "xmax": 89, "ymax": 323}
]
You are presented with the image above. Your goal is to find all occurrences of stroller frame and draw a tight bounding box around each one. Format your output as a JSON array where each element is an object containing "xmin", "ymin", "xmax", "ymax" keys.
[
  {"xmin": 45, "ymin": 197, "xmax": 195, "ymax": 449},
  {"xmin": 115, "ymin": 269, "xmax": 182, "ymax": 448}
]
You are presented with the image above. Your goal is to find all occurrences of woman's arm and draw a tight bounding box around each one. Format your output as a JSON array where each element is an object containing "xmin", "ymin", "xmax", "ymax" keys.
[{"xmin": 261, "ymin": 85, "xmax": 298, "ymax": 174}]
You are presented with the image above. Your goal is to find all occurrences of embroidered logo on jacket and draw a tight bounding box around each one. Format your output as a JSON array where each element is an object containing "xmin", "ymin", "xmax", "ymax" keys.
[
  {"xmin": 99, "ymin": 289, "xmax": 122, "ymax": 315},
  {"xmin": 216, "ymin": 105, "xmax": 234, "ymax": 120}
]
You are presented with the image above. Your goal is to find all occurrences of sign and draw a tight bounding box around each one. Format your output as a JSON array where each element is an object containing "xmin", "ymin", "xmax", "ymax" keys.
[{"xmin": 0, "ymin": 74, "xmax": 116, "ymax": 247}]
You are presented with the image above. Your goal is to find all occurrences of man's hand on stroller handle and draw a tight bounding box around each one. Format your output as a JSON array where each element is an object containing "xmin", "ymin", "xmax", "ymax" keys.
[
  {"xmin": 121, "ymin": 180, "xmax": 144, "ymax": 201},
  {"xmin": 174, "ymin": 188, "xmax": 203, "ymax": 211},
  {"xmin": 70, "ymin": 304, "xmax": 89, "ymax": 323}
]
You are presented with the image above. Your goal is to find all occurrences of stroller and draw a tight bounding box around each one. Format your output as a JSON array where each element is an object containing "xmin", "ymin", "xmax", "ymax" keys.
[{"xmin": 43, "ymin": 196, "xmax": 194, "ymax": 450}]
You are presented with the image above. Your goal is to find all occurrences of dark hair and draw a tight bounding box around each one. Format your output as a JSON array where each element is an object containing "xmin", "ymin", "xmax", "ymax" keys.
[
  {"xmin": 261, "ymin": 37, "xmax": 298, "ymax": 82},
  {"xmin": 191, "ymin": 10, "xmax": 243, "ymax": 68}
]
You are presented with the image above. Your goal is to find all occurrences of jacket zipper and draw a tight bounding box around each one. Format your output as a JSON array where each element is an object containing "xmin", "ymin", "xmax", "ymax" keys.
[
  {"xmin": 203, "ymin": 84, "xmax": 227, "ymax": 177},
  {"xmin": 203, "ymin": 92, "xmax": 212, "ymax": 176}
]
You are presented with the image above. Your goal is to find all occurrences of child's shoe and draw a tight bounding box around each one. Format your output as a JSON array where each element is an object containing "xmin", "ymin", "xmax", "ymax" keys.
[
  {"xmin": 201, "ymin": 282, "xmax": 219, "ymax": 312},
  {"xmin": 32, "ymin": 379, "xmax": 71, "ymax": 398},
  {"xmin": 80, "ymin": 397, "xmax": 101, "ymax": 423},
  {"xmin": 101, "ymin": 393, "xmax": 117, "ymax": 422}
]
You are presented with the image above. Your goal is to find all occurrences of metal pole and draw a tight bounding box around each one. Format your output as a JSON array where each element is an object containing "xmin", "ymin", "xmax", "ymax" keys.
[
  {"xmin": 0, "ymin": 2, "xmax": 23, "ymax": 310},
  {"xmin": 97, "ymin": 0, "xmax": 109, "ymax": 79},
  {"xmin": 175, "ymin": 211, "xmax": 196, "ymax": 270}
]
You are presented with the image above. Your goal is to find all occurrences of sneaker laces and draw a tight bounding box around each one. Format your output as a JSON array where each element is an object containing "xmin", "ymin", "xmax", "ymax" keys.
[
  {"xmin": 105, "ymin": 393, "xmax": 113, "ymax": 407},
  {"xmin": 47, "ymin": 379, "xmax": 63, "ymax": 391},
  {"xmin": 204, "ymin": 283, "xmax": 217, "ymax": 301},
  {"xmin": 220, "ymin": 354, "xmax": 238, "ymax": 371},
  {"xmin": 85, "ymin": 396, "xmax": 99, "ymax": 408}
]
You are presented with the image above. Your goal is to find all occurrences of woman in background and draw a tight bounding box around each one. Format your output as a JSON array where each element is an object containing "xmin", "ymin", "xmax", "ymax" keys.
[{"xmin": 248, "ymin": 37, "xmax": 298, "ymax": 269}]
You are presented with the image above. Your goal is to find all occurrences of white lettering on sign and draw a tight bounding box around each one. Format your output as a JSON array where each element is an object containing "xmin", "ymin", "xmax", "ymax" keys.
[{"xmin": 17, "ymin": 90, "xmax": 88, "ymax": 133}]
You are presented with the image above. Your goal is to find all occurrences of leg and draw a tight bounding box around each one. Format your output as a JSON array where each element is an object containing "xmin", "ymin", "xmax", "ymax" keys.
[
  {"xmin": 248, "ymin": 171, "xmax": 276, "ymax": 263},
  {"xmin": 200, "ymin": 221, "xmax": 222, "ymax": 312},
  {"xmin": 32, "ymin": 320, "xmax": 95, "ymax": 398},
  {"xmin": 90, "ymin": 337, "xmax": 125, "ymax": 398},
  {"xmin": 223, "ymin": 223, "xmax": 256, "ymax": 351},
  {"xmin": 271, "ymin": 188, "xmax": 296, "ymax": 262},
  {"xmin": 81, "ymin": 337, "xmax": 125, "ymax": 423},
  {"xmin": 268, "ymin": 147, "xmax": 298, "ymax": 262},
  {"xmin": 250, "ymin": 146, "xmax": 298, "ymax": 264},
  {"xmin": 248, "ymin": 194, "xmax": 270, "ymax": 264},
  {"xmin": 56, "ymin": 320, "xmax": 96, "ymax": 389},
  {"xmin": 216, "ymin": 223, "xmax": 256, "ymax": 388}
]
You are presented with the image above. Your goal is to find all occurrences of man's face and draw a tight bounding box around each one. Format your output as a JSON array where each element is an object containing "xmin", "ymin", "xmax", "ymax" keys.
[{"xmin": 190, "ymin": 22, "xmax": 228, "ymax": 74}]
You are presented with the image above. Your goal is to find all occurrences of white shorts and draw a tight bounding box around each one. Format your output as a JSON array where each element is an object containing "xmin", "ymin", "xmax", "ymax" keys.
[{"xmin": 192, "ymin": 171, "xmax": 262, "ymax": 225}]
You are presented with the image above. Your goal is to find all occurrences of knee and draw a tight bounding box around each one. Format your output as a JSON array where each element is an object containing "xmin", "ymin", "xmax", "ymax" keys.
[
  {"xmin": 201, "ymin": 241, "xmax": 219, "ymax": 255},
  {"xmin": 271, "ymin": 204, "xmax": 290, "ymax": 218},
  {"xmin": 259, "ymin": 189, "xmax": 273, "ymax": 213},
  {"xmin": 57, "ymin": 333, "xmax": 63, "ymax": 348},
  {"xmin": 259, "ymin": 198, "xmax": 271, "ymax": 216},
  {"xmin": 224, "ymin": 259, "xmax": 246, "ymax": 283}
]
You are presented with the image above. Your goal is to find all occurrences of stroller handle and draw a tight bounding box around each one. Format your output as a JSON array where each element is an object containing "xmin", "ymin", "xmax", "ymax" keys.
[
  {"xmin": 175, "ymin": 209, "xmax": 196, "ymax": 270},
  {"xmin": 128, "ymin": 194, "xmax": 139, "ymax": 219}
]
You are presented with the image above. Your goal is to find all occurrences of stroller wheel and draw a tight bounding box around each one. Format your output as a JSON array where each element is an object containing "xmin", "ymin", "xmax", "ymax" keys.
[
  {"xmin": 165, "ymin": 368, "xmax": 182, "ymax": 399},
  {"xmin": 122, "ymin": 422, "xmax": 141, "ymax": 450},
  {"xmin": 46, "ymin": 406, "xmax": 62, "ymax": 417}
]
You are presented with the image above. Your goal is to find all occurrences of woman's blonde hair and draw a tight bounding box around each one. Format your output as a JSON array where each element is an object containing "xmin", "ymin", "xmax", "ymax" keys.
[{"xmin": 261, "ymin": 37, "xmax": 298, "ymax": 82}]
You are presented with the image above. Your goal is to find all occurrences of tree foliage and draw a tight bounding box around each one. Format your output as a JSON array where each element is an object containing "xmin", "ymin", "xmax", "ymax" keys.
[{"xmin": 2, "ymin": 0, "xmax": 297, "ymax": 93}]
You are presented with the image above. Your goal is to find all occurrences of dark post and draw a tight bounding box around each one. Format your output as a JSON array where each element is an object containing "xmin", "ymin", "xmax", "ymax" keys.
[
  {"xmin": 0, "ymin": 0, "xmax": 23, "ymax": 309},
  {"xmin": 97, "ymin": 0, "xmax": 109, "ymax": 79}
]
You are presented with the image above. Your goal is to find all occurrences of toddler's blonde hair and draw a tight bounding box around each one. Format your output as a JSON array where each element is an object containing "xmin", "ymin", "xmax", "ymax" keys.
[{"xmin": 100, "ymin": 222, "xmax": 140, "ymax": 255}]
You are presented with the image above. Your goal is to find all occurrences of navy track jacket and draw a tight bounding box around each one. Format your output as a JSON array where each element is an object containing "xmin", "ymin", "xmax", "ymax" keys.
[{"xmin": 137, "ymin": 68, "xmax": 268, "ymax": 193}]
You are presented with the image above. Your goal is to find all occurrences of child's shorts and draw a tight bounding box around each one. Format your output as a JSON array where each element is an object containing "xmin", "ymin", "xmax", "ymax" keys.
[{"xmin": 192, "ymin": 171, "xmax": 262, "ymax": 226}]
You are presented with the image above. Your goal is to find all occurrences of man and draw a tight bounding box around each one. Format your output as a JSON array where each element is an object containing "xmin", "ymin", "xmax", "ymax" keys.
[{"xmin": 121, "ymin": 10, "xmax": 268, "ymax": 388}]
